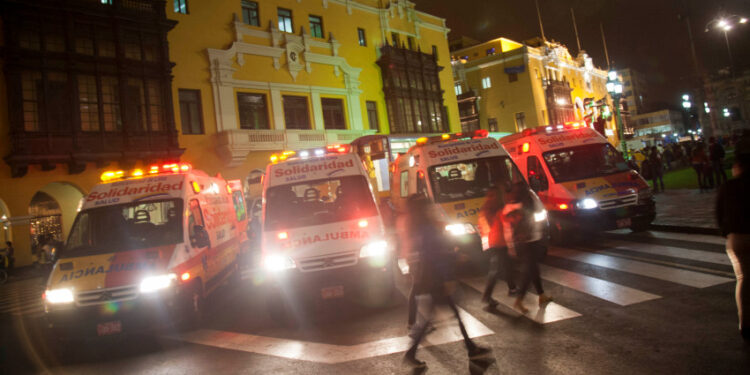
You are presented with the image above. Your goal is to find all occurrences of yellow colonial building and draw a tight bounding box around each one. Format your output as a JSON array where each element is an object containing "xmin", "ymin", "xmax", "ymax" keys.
[
  {"xmin": 0, "ymin": 0, "xmax": 456, "ymax": 266},
  {"xmin": 451, "ymin": 37, "xmax": 619, "ymax": 143}
]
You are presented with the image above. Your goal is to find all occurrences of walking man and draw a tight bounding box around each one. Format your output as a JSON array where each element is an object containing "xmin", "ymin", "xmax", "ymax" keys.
[
  {"xmin": 403, "ymin": 195, "xmax": 490, "ymax": 367},
  {"xmin": 478, "ymin": 186, "xmax": 517, "ymax": 309},
  {"xmin": 716, "ymin": 135, "xmax": 750, "ymax": 342}
]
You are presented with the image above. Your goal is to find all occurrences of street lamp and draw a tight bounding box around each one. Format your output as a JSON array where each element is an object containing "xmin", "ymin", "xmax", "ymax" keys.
[
  {"xmin": 606, "ymin": 69, "xmax": 627, "ymax": 159},
  {"xmin": 706, "ymin": 14, "xmax": 747, "ymax": 77}
]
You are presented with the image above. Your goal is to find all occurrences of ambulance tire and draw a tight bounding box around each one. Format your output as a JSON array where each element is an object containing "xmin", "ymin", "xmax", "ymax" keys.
[{"xmin": 180, "ymin": 281, "xmax": 204, "ymax": 331}]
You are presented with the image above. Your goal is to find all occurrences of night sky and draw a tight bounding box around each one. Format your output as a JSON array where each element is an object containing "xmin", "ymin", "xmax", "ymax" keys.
[{"xmin": 412, "ymin": 0, "xmax": 750, "ymax": 108}]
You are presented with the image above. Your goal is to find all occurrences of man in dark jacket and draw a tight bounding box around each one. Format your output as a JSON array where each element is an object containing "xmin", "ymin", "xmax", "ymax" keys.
[
  {"xmin": 403, "ymin": 196, "xmax": 490, "ymax": 367},
  {"xmin": 716, "ymin": 136, "xmax": 750, "ymax": 342},
  {"xmin": 709, "ymin": 136, "xmax": 727, "ymax": 186}
]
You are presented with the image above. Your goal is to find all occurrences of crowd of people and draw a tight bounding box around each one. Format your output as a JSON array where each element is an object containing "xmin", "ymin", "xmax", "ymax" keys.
[
  {"xmin": 396, "ymin": 181, "xmax": 549, "ymax": 367},
  {"xmin": 634, "ymin": 135, "xmax": 737, "ymax": 193}
]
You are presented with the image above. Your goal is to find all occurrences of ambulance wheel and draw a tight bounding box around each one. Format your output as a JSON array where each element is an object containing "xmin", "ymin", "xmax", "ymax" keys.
[
  {"xmin": 266, "ymin": 294, "xmax": 289, "ymax": 324},
  {"xmin": 630, "ymin": 220, "xmax": 651, "ymax": 233},
  {"xmin": 181, "ymin": 282, "xmax": 204, "ymax": 330}
]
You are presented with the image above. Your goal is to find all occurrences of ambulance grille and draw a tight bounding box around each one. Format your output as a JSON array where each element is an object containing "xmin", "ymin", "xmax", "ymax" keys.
[
  {"xmin": 598, "ymin": 194, "xmax": 638, "ymax": 210},
  {"xmin": 297, "ymin": 251, "xmax": 358, "ymax": 272},
  {"xmin": 76, "ymin": 285, "xmax": 139, "ymax": 306}
]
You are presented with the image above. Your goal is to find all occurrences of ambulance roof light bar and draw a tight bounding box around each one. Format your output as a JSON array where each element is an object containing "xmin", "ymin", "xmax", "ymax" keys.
[
  {"xmin": 415, "ymin": 129, "xmax": 489, "ymax": 146},
  {"xmin": 269, "ymin": 144, "xmax": 351, "ymax": 164},
  {"xmin": 523, "ymin": 122, "xmax": 586, "ymax": 137},
  {"xmin": 100, "ymin": 162, "xmax": 192, "ymax": 182}
]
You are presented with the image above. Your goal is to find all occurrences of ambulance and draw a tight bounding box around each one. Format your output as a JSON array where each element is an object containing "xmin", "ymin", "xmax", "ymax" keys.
[
  {"xmin": 260, "ymin": 145, "xmax": 392, "ymax": 316},
  {"xmin": 499, "ymin": 124, "xmax": 656, "ymax": 240},
  {"xmin": 43, "ymin": 163, "xmax": 247, "ymax": 338},
  {"xmin": 390, "ymin": 130, "xmax": 545, "ymax": 257}
]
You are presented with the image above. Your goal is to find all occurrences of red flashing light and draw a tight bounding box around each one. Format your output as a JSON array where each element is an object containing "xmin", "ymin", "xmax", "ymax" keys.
[
  {"xmin": 181, "ymin": 272, "xmax": 191, "ymax": 282},
  {"xmin": 558, "ymin": 203, "xmax": 569, "ymax": 210},
  {"xmin": 521, "ymin": 142, "xmax": 530, "ymax": 153},
  {"xmin": 277, "ymin": 232, "xmax": 288, "ymax": 240},
  {"xmin": 358, "ymin": 219, "xmax": 368, "ymax": 228},
  {"xmin": 472, "ymin": 129, "xmax": 489, "ymax": 138},
  {"xmin": 327, "ymin": 144, "xmax": 350, "ymax": 153}
]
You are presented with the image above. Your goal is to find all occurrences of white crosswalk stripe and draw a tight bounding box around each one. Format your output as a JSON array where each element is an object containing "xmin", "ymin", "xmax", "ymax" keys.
[
  {"xmin": 548, "ymin": 247, "xmax": 732, "ymax": 288},
  {"xmin": 596, "ymin": 239, "xmax": 731, "ymax": 266},
  {"xmin": 643, "ymin": 231, "xmax": 726, "ymax": 246},
  {"xmin": 0, "ymin": 278, "xmax": 45, "ymax": 316},
  {"xmin": 537, "ymin": 264, "xmax": 661, "ymax": 306}
]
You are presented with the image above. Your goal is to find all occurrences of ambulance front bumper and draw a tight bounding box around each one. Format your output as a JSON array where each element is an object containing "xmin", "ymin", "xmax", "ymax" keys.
[
  {"xmin": 550, "ymin": 200, "xmax": 656, "ymax": 232},
  {"xmin": 45, "ymin": 289, "xmax": 181, "ymax": 339}
]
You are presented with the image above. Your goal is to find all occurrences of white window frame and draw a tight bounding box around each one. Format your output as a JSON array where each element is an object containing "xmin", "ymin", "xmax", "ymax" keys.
[
  {"xmin": 481, "ymin": 76, "xmax": 492, "ymax": 89},
  {"xmin": 454, "ymin": 83, "xmax": 462, "ymax": 96}
]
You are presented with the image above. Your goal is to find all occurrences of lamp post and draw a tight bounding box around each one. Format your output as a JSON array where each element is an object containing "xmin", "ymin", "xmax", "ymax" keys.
[
  {"xmin": 606, "ymin": 70, "xmax": 627, "ymax": 159},
  {"xmin": 706, "ymin": 15, "xmax": 747, "ymax": 77},
  {"xmin": 682, "ymin": 93, "xmax": 696, "ymax": 141}
]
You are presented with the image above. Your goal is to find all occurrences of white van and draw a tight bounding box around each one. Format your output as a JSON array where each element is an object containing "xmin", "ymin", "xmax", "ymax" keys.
[
  {"xmin": 43, "ymin": 163, "xmax": 247, "ymax": 338},
  {"xmin": 499, "ymin": 124, "xmax": 655, "ymax": 239},
  {"xmin": 260, "ymin": 145, "xmax": 393, "ymax": 316},
  {"xmin": 390, "ymin": 131, "xmax": 546, "ymax": 258}
]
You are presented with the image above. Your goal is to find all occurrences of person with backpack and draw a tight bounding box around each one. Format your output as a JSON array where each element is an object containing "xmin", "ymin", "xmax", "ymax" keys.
[
  {"xmin": 502, "ymin": 183, "xmax": 552, "ymax": 314},
  {"xmin": 478, "ymin": 186, "xmax": 517, "ymax": 309}
]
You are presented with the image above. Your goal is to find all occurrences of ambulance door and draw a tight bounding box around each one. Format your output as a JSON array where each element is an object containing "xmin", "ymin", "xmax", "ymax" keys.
[
  {"xmin": 527, "ymin": 155, "xmax": 550, "ymax": 203},
  {"xmin": 188, "ymin": 198, "xmax": 211, "ymax": 281}
]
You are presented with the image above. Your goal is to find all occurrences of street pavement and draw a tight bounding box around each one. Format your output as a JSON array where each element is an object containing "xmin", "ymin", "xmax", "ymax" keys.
[
  {"xmin": 653, "ymin": 189, "xmax": 718, "ymax": 231},
  {"xmin": 1, "ymin": 230, "xmax": 748, "ymax": 374}
]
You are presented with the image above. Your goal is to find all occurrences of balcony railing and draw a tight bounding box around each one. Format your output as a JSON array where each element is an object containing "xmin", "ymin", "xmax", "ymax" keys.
[{"xmin": 217, "ymin": 129, "xmax": 378, "ymax": 167}]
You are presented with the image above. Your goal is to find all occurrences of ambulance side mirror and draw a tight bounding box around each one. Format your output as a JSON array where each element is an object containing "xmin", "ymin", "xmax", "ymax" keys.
[{"xmin": 192, "ymin": 225, "xmax": 210, "ymax": 248}]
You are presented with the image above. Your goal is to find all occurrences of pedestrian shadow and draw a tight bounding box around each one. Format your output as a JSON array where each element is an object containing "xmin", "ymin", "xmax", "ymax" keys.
[{"xmin": 469, "ymin": 357, "xmax": 496, "ymax": 375}]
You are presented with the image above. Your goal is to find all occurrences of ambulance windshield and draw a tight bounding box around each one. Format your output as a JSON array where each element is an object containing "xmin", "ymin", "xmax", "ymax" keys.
[
  {"xmin": 543, "ymin": 143, "xmax": 630, "ymax": 183},
  {"xmin": 265, "ymin": 175, "xmax": 377, "ymax": 231},
  {"xmin": 63, "ymin": 199, "xmax": 183, "ymax": 257},
  {"xmin": 429, "ymin": 156, "xmax": 525, "ymax": 203}
]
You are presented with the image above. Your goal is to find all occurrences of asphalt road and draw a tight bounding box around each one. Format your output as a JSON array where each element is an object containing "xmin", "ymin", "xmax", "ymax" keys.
[{"xmin": 1, "ymin": 230, "xmax": 748, "ymax": 374}]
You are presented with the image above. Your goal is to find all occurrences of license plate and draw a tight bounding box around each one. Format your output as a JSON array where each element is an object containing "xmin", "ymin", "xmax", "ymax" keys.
[
  {"xmin": 97, "ymin": 320, "xmax": 122, "ymax": 336},
  {"xmin": 321, "ymin": 285, "xmax": 344, "ymax": 299},
  {"xmin": 616, "ymin": 218, "xmax": 632, "ymax": 228}
]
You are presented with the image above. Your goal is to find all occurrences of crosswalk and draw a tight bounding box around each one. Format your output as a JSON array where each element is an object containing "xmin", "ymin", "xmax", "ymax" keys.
[
  {"xmin": 0, "ymin": 278, "xmax": 45, "ymax": 317},
  {"xmin": 462, "ymin": 230, "xmax": 734, "ymax": 325}
]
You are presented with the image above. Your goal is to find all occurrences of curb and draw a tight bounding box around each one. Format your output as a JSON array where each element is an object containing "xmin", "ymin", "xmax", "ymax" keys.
[{"xmin": 649, "ymin": 224, "xmax": 720, "ymax": 236}]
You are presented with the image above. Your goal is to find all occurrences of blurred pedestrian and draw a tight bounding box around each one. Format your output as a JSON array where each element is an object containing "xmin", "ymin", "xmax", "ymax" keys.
[
  {"xmin": 502, "ymin": 184, "xmax": 552, "ymax": 313},
  {"xmin": 649, "ymin": 147, "xmax": 665, "ymax": 192},
  {"xmin": 396, "ymin": 196, "xmax": 419, "ymax": 331},
  {"xmin": 716, "ymin": 138, "xmax": 750, "ymax": 343},
  {"xmin": 403, "ymin": 195, "xmax": 490, "ymax": 367},
  {"xmin": 3, "ymin": 241, "xmax": 14, "ymax": 270},
  {"xmin": 709, "ymin": 136, "xmax": 727, "ymax": 187},
  {"xmin": 478, "ymin": 186, "xmax": 517, "ymax": 309},
  {"xmin": 692, "ymin": 143, "xmax": 709, "ymax": 192}
]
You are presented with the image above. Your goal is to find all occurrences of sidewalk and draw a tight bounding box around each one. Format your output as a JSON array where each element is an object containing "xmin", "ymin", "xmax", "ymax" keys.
[{"xmin": 652, "ymin": 188, "xmax": 719, "ymax": 233}]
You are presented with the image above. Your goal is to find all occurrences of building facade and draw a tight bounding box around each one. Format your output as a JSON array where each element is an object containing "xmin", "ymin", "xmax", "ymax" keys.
[
  {"xmin": 618, "ymin": 68, "xmax": 649, "ymax": 116},
  {"xmin": 703, "ymin": 70, "xmax": 750, "ymax": 136},
  {"xmin": 630, "ymin": 109, "xmax": 685, "ymax": 141},
  {"xmin": 0, "ymin": 0, "xmax": 456, "ymax": 266},
  {"xmin": 451, "ymin": 37, "xmax": 617, "ymax": 142}
]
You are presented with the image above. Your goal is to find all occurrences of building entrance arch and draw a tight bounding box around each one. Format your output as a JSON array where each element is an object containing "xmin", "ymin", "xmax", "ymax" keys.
[{"xmin": 28, "ymin": 182, "xmax": 86, "ymax": 254}]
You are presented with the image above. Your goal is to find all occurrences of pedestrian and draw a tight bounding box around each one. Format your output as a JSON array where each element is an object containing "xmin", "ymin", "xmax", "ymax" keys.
[
  {"xmin": 403, "ymin": 195, "xmax": 490, "ymax": 367},
  {"xmin": 709, "ymin": 136, "xmax": 728, "ymax": 187},
  {"xmin": 3, "ymin": 241, "xmax": 14, "ymax": 270},
  {"xmin": 502, "ymin": 183, "xmax": 552, "ymax": 313},
  {"xmin": 692, "ymin": 143, "xmax": 709, "ymax": 192},
  {"xmin": 663, "ymin": 146, "xmax": 674, "ymax": 171},
  {"xmin": 649, "ymin": 147, "xmax": 665, "ymax": 192},
  {"xmin": 396, "ymin": 196, "xmax": 420, "ymax": 331},
  {"xmin": 478, "ymin": 186, "xmax": 517, "ymax": 309},
  {"xmin": 716, "ymin": 137, "xmax": 750, "ymax": 343}
]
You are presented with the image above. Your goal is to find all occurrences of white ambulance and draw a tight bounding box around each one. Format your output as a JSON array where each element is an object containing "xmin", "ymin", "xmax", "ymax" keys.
[
  {"xmin": 390, "ymin": 130, "xmax": 545, "ymax": 258},
  {"xmin": 260, "ymin": 145, "xmax": 392, "ymax": 316},
  {"xmin": 499, "ymin": 123, "xmax": 655, "ymax": 240},
  {"xmin": 43, "ymin": 163, "xmax": 247, "ymax": 338}
]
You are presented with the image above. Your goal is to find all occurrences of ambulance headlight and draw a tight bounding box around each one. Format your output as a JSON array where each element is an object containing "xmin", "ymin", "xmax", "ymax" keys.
[
  {"xmin": 44, "ymin": 288, "xmax": 74, "ymax": 304},
  {"xmin": 576, "ymin": 198, "xmax": 598, "ymax": 210},
  {"xmin": 534, "ymin": 209, "xmax": 548, "ymax": 222},
  {"xmin": 445, "ymin": 223, "xmax": 476, "ymax": 236},
  {"xmin": 360, "ymin": 240, "xmax": 389, "ymax": 258},
  {"xmin": 262, "ymin": 254, "xmax": 296, "ymax": 272},
  {"xmin": 139, "ymin": 273, "xmax": 177, "ymax": 293}
]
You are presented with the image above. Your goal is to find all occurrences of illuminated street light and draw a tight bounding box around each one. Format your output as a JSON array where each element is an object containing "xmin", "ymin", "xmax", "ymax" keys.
[
  {"xmin": 606, "ymin": 69, "xmax": 628, "ymax": 159},
  {"xmin": 706, "ymin": 14, "xmax": 747, "ymax": 77},
  {"xmin": 682, "ymin": 94, "xmax": 690, "ymax": 101}
]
